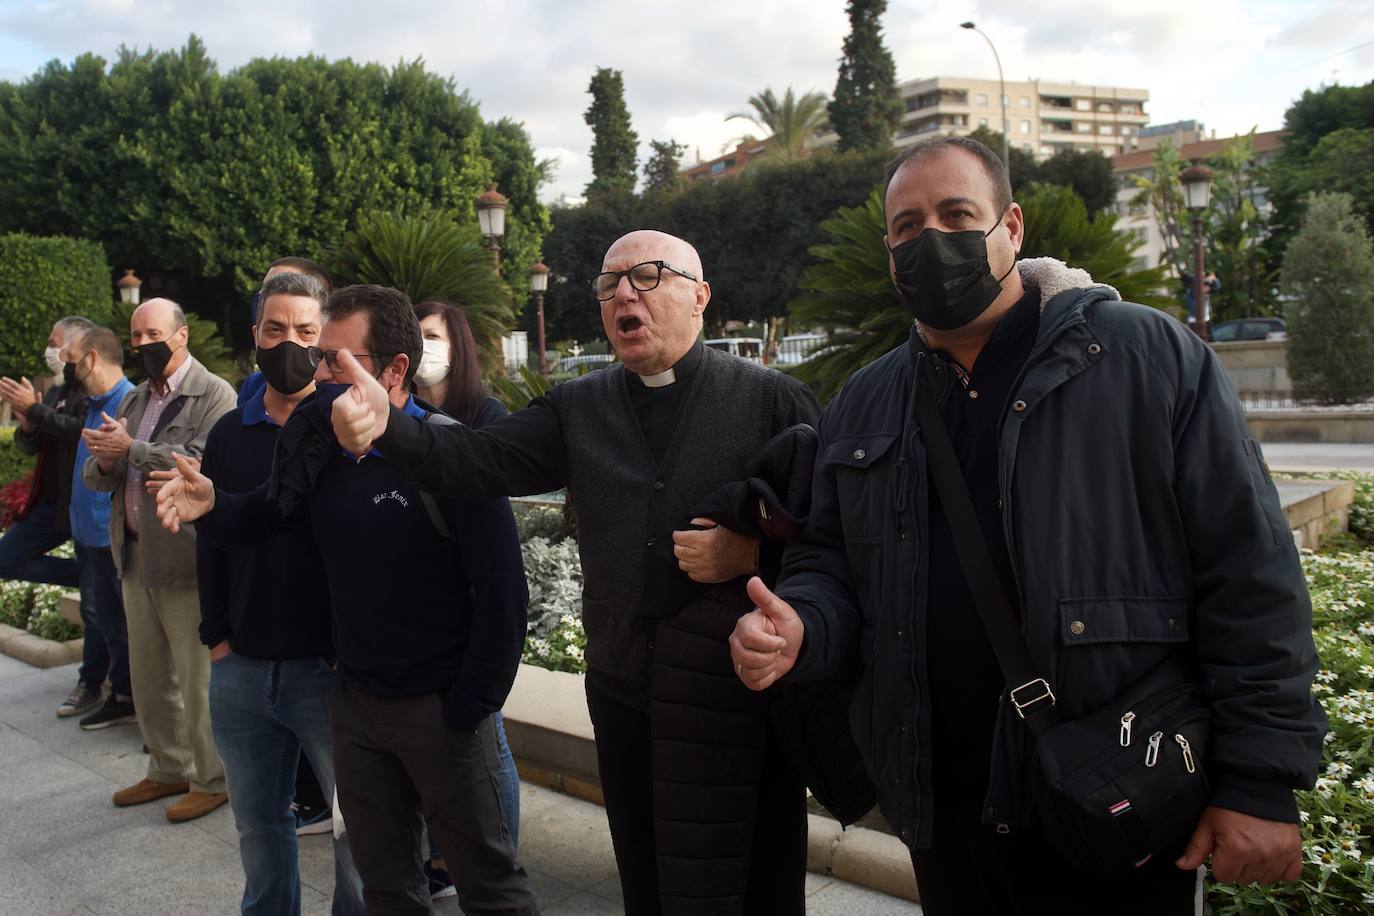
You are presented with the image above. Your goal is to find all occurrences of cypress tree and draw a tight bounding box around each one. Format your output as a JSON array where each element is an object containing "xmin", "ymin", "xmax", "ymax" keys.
[
  {"xmin": 828, "ymin": 0, "xmax": 903, "ymax": 153},
  {"xmin": 584, "ymin": 67, "xmax": 639, "ymax": 197}
]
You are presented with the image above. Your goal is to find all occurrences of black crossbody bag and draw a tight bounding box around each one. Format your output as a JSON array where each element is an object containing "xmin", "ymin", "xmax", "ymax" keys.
[{"xmin": 913, "ymin": 375, "xmax": 1211, "ymax": 878}]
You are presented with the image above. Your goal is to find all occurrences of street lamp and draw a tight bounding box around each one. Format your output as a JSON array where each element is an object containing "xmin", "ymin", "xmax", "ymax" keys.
[
  {"xmin": 116, "ymin": 269, "xmax": 142, "ymax": 305},
  {"xmin": 475, "ymin": 183, "xmax": 508, "ymax": 270},
  {"xmin": 530, "ymin": 261, "xmax": 550, "ymax": 375},
  {"xmin": 961, "ymin": 21, "xmax": 1009, "ymax": 167},
  {"xmin": 1180, "ymin": 159, "xmax": 1215, "ymax": 341}
]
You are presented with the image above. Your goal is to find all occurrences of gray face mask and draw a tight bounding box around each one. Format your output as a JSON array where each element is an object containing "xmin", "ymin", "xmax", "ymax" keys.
[{"xmin": 889, "ymin": 214, "xmax": 1014, "ymax": 331}]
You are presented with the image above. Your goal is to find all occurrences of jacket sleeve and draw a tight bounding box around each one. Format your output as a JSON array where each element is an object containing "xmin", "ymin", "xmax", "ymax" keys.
[
  {"xmin": 774, "ymin": 396, "xmax": 863, "ymax": 682},
  {"xmin": 1170, "ymin": 334, "xmax": 1326, "ymax": 823},
  {"xmin": 127, "ymin": 378, "xmax": 236, "ymax": 472},
  {"xmin": 375, "ymin": 394, "xmax": 567, "ymax": 498},
  {"xmin": 25, "ymin": 390, "xmax": 87, "ymax": 445},
  {"xmin": 82, "ymin": 390, "xmax": 136, "ymax": 493},
  {"xmin": 440, "ymin": 492, "xmax": 529, "ymax": 732},
  {"xmin": 195, "ymin": 420, "xmax": 233, "ymax": 648}
]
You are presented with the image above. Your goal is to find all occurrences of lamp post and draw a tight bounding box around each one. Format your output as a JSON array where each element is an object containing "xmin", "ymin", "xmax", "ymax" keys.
[
  {"xmin": 475, "ymin": 183, "xmax": 508, "ymax": 271},
  {"xmin": 530, "ymin": 261, "xmax": 550, "ymax": 375},
  {"xmin": 961, "ymin": 21, "xmax": 1008, "ymax": 166},
  {"xmin": 116, "ymin": 269, "xmax": 142, "ymax": 305},
  {"xmin": 1180, "ymin": 159, "xmax": 1214, "ymax": 341}
]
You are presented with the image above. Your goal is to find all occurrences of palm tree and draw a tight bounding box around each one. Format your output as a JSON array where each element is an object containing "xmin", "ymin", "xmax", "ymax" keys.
[
  {"xmin": 728, "ymin": 87, "xmax": 829, "ymax": 161},
  {"xmin": 327, "ymin": 213, "xmax": 517, "ymax": 375}
]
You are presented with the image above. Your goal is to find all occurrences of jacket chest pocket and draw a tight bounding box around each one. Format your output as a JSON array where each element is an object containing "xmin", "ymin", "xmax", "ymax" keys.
[
  {"xmin": 823, "ymin": 434, "xmax": 901, "ymax": 610},
  {"xmin": 1054, "ymin": 596, "xmax": 1191, "ymax": 718}
]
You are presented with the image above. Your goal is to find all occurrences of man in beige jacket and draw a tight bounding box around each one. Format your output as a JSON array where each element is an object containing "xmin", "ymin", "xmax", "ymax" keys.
[{"xmin": 83, "ymin": 298, "xmax": 236, "ymax": 823}]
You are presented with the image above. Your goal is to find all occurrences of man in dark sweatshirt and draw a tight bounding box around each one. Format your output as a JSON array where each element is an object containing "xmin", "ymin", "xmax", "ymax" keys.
[
  {"xmin": 154, "ymin": 284, "xmax": 538, "ymax": 916},
  {"xmin": 188, "ymin": 271, "xmax": 365, "ymax": 915}
]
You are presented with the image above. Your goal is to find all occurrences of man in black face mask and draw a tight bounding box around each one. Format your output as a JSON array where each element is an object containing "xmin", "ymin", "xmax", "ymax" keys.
[
  {"xmin": 731, "ymin": 136, "xmax": 1325, "ymax": 914},
  {"xmin": 82, "ymin": 297, "xmax": 236, "ymax": 823},
  {"xmin": 163, "ymin": 271, "xmax": 366, "ymax": 914}
]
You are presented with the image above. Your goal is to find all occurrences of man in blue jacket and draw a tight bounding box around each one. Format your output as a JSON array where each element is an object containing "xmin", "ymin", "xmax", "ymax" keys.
[
  {"xmin": 63, "ymin": 326, "xmax": 138, "ymax": 731},
  {"xmin": 730, "ymin": 136, "xmax": 1326, "ymax": 914}
]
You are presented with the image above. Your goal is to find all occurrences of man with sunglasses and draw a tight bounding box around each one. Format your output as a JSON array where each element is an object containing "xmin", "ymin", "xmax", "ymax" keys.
[
  {"xmin": 155, "ymin": 284, "xmax": 537, "ymax": 915},
  {"xmin": 313, "ymin": 231, "xmax": 821, "ymax": 915}
]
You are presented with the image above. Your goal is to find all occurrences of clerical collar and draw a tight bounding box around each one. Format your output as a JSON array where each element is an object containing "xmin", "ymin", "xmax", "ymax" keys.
[{"xmin": 631, "ymin": 339, "xmax": 705, "ymax": 389}]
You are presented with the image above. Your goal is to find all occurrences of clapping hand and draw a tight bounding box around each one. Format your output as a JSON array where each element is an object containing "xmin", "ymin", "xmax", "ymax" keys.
[
  {"xmin": 81, "ymin": 411, "xmax": 132, "ymax": 466},
  {"xmin": 154, "ymin": 453, "xmax": 216, "ymax": 534},
  {"xmin": 0, "ymin": 376, "xmax": 38, "ymax": 415},
  {"xmin": 145, "ymin": 457, "xmax": 201, "ymax": 495}
]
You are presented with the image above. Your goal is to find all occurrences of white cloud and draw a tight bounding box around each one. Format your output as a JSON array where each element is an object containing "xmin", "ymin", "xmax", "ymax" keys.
[{"xmin": 1, "ymin": 0, "xmax": 1371, "ymax": 208}]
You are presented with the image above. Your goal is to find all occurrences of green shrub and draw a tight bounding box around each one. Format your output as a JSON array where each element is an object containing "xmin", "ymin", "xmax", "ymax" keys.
[
  {"xmin": 0, "ymin": 427, "xmax": 36, "ymax": 485},
  {"xmin": 1282, "ymin": 192, "xmax": 1374, "ymax": 404},
  {"xmin": 0, "ymin": 233, "xmax": 112, "ymax": 378},
  {"xmin": 514, "ymin": 503, "xmax": 569, "ymax": 543}
]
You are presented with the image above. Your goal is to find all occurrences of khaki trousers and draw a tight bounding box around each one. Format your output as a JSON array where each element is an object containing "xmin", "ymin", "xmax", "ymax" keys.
[{"xmin": 121, "ymin": 537, "xmax": 225, "ymax": 794}]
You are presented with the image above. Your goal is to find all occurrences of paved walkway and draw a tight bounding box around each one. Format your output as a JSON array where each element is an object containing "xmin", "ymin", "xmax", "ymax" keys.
[
  {"xmin": 1262, "ymin": 442, "xmax": 1374, "ymax": 472},
  {"xmin": 0, "ymin": 653, "xmax": 920, "ymax": 915}
]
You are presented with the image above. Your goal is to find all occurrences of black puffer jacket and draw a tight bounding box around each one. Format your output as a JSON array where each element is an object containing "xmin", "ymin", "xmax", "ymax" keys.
[{"xmin": 778, "ymin": 258, "xmax": 1327, "ymax": 850}]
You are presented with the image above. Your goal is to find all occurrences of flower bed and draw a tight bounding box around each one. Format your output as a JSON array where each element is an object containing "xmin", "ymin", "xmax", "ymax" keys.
[{"xmin": 1209, "ymin": 475, "xmax": 1374, "ymax": 914}]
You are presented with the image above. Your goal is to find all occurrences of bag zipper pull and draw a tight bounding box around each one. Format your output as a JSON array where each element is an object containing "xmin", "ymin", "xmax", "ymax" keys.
[
  {"xmin": 1120, "ymin": 711, "xmax": 1136, "ymax": 747},
  {"xmin": 1174, "ymin": 734, "xmax": 1196, "ymax": 774},
  {"xmin": 1145, "ymin": 731, "xmax": 1163, "ymax": 767}
]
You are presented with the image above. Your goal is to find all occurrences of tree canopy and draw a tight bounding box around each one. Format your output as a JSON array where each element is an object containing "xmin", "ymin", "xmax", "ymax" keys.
[
  {"xmin": 584, "ymin": 67, "xmax": 639, "ymax": 198},
  {"xmin": 828, "ymin": 0, "xmax": 902, "ymax": 153},
  {"xmin": 730, "ymin": 87, "xmax": 829, "ymax": 160},
  {"xmin": 0, "ymin": 36, "xmax": 549, "ymax": 348}
]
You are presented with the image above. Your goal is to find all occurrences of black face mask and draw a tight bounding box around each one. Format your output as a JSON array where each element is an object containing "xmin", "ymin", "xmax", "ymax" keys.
[
  {"xmin": 135, "ymin": 340, "xmax": 175, "ymax": 382},
  {"xmin": 62, "ymin": 361, "xmax": 79, "ymax": 388},
  {"xmin": 889, "ymin": 215, "xmax": 1015, "ymax": 331},
  {"xmin": 255, "ymin": 340, "xmax": 316, "ymax": 395}
]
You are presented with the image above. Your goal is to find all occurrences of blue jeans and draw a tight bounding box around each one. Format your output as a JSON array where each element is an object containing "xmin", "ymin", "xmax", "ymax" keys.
[
  {"xmin": 210, "ymin": 654, "xmax": 366, "ymax": 916},
  {"xmin": 428, "ymin": 710, "xmax": 520, "ymax": 861},
  {"xmin": 75, "ymin": 543, "xmax": 129, "ymax": 696},
  {"xmin": 0, "ymin": 498, "xmax": 80, "ymax": 588}
]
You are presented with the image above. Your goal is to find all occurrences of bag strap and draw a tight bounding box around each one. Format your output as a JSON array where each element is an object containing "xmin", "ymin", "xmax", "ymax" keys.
[
  {"xmin": 912, "ymin": 358, "xmax": 1060, "ymax": 737},
  {"xmin": 418, "ymin": 410, "xmax": 456, "ymax": 541}
]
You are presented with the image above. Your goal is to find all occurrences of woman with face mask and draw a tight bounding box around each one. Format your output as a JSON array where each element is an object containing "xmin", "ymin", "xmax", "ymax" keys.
[{"xmin": 410, "ymin": 300, "xmax": 522, "ymax": 899}]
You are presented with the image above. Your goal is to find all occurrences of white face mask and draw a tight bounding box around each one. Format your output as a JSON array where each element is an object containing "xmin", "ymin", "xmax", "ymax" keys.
[
  {"xmin": 44, "ymin": 346, "xmax": 64, "ymax": 376},
  {"xmin": 413, "ymin": 338, "xmax": 451, "ymax": 388}
]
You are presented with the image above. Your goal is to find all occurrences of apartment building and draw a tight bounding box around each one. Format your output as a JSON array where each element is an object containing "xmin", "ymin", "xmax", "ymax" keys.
[
  {"xmin": 811, "ymin": 75, "xmax": 1149, "ymax": 159},
  {"xmin": 1112, "ymin": 129, "xmax": 1287, "ymax": 274}
]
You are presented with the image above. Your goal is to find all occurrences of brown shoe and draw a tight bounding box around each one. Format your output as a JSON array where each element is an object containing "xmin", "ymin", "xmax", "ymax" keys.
[
  {"xmin": 112, "ymin": 778, "xmax": 189, "ymax": 807},
  {"xmin": 165, "ymin": 790, "xmax": 229, "ymax": 823}
]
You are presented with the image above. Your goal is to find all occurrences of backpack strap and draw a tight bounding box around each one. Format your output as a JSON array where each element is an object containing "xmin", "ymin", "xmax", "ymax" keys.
[{"xmin": 418, "ymin": 410, "xmax": 458, "ymax": 541}]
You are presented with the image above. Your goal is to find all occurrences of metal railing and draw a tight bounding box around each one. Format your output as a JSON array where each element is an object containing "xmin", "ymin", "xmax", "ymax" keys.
[{"xmin": 1238, "ymin": 390, "xmax": 1374, "ymax": 412}]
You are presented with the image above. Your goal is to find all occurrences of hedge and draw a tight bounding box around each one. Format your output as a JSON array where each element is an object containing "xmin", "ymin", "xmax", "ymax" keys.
[{"xmin": 0, "ymin": 233, "xmax": 112, "ymax": 379}]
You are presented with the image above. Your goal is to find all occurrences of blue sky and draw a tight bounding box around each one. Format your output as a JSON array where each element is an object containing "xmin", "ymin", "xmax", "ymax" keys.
[{"xmin": 1, "ymin": 0, "xmax": 1371, "ymax": 201}]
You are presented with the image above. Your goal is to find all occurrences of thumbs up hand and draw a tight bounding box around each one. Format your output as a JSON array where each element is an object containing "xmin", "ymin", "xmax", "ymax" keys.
[
  {"xmin": 729, "ymin": 576, "xmax": 805, "ymax": 691},
  {"xmin": 330, "ymin": 349, "xmax": 390, "ymax": 456}
]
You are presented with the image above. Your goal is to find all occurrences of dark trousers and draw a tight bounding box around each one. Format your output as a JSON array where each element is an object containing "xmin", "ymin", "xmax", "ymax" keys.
[
  {"xmin": 910, "ymin": 800, "xmax": 1200, "ymax": 915},
  {"xmin": 75, "ymin": 543, "xmax": 130, "ymax": 697},
  {"xmin": 329, "ymin": 682, "xmax": 538, "ymax": 916},
  {"xmin": 0, "ymin": 498, "xmax": 79, "ymax": 588},
  {"xmin": 585, "ymin": 681, "xmax": 807, "ymax": 916}
]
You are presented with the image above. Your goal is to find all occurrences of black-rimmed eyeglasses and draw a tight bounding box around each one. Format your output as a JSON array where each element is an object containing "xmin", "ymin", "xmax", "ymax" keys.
[
  {"xmin": 307, "ymin": 347, "xmax": 391, "ymax": 375},
  {"xmin": 585, "ymin": 260, "xmax": 698, "ymax": 302}
]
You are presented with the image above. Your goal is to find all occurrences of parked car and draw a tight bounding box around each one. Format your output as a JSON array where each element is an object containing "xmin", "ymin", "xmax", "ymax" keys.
[
  {"xmin": 555, "ymin": 353, "xmax": 616, "ymax": 374},
  {"xmin": 705, "ymin": 337, "xmax": 764, "ymax": 363},
  {"xmin": 1211, "ymin": 318, "xmax": 1286, "ymax": 342}
]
